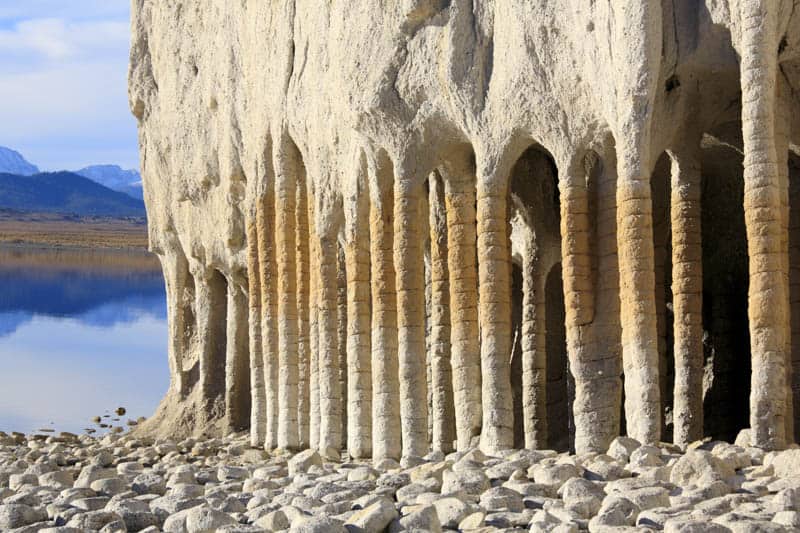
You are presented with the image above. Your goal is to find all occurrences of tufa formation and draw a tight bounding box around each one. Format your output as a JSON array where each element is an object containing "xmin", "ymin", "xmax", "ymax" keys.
[{"xmin": 129, "ymin": 1, "xmax": 800, "ymax": 457}]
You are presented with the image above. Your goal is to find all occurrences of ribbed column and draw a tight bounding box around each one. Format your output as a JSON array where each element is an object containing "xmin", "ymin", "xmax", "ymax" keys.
[
  {"xmin": 669, "ymin": 148, "xmax": 703, "ymax": 447},
  {"xmin": 197, "ymin": 269, "xmax": 227, "ymax": 416},
  {"xmin": 257, "ymin": 190, "xmax": 279, "ymax": 449},
  {"xmin": 276, "ymin": 156, "xmax": 299, "ymax": 450},
  {"xmin": 617, "ymin": 173, "xmax": 661, "ymax": 445},
  {"xmin": 308, "ymin": 196, "xmax": 321, "ymax": 450},
  {"xmin": 394, "ymin": 177, "xmax": 428, "ymax": 457},
  {"xmin": 318, "ymin": 231, "xmax": 342, "ymax": 452},
  {"xmin": 428, "ymin": 172, "xmax": 455, "ymax": 453},
  {"xmin": 247, "ymin": 216, "xmax": 266, "ymax": 446},
  {"xmin": 296, "ymin": 179, "xmax": 311, "ymax": 448},
  {"xmin": 740, "ymin": 0, "xmax": 788, "ymax": 449},
  {"xmin": 477, "ymin": 178, "xmax": 514, "ymax": 453},
  {"xmin": 159, "ymin": 250, "xmax": 191, "ymax": 398},
  {"xmin": 224, "ymin": 284, "xmax": 250, "ymax": 433},
  {"xmin": 522, "ymin": 249, "xmax": 547, "ymax": 449},
  {"xmin": 370, "ymin": 161, "xmax": 401, "ymax": 460},
  {"xmin": 337, "ymin": 247, "xmax": 349, "ymax": 447},
  {"xmin": 445, "ymin": 172, "xmax": 482, "ymax": 450},
  {"xmin": 346, "ymin": 192, "xmax": 372, "ymax": 458}
]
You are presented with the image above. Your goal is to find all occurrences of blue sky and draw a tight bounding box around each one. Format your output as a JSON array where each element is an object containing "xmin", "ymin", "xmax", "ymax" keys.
[{"xmin": 0, "ymin": 1, "xmax": 138, "ymax": 171}]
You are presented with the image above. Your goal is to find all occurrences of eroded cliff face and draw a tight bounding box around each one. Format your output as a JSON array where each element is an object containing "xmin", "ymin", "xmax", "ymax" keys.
[{"xmin": 129, "ymin": 0, "xmax": 800, "ymax": 456}]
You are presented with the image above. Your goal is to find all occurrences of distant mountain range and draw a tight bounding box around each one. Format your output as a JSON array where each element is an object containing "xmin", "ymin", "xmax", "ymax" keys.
[
  {"xmin": 0, "ymin": 146, "xmax": 143, "ymax": 200},
  {"xmin": 0, "ymin": 147, "xmax": 145, "ymax": 218},
  {"xmin": 0, "ymin": 171, "xmax": 145, "ymax": 217}
]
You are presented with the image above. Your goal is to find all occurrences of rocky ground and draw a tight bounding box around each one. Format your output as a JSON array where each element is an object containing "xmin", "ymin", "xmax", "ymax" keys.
[{"xmin": 1, "ymin": 431, "xmax": 799, "ymax": 532}]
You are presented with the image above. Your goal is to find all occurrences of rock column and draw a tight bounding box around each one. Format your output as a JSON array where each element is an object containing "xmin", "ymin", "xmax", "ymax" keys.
[
  {"xmin": 444, "ymin": 168, "xmax": 482, "ymax": 450},
  {"xmin": 370, "ymin": 154, "xmax": 401, "ymax": 460},
  {"xmin": 477, "ymin": 174, "xmax": 514, "ymax": 453},
  {"xmin": 428, "ymin": 172, "xmax": 456, "ymax": 453},
  {"xmin": 669, "ymin": 147, "xmax": 704, "ymax": 447},
  {"xmin": 257, "ymin": 189, "xmax": 279, "ymax": 450},
  {"xmin": 247, "ymin": 217, "xmax": 266, "ymax": 446},
  {"xmin": 296, "ymin": 179, "xmax": 311, "ymax": 448},
  {"xmin": 394, "ymin": 175, "xmax": 428, "ymax": 457},
  {"xmin": 522, "ymin": 249, "xmax": 547, "ymax": 449},
  {"xmin": 346, "ymin": 188, "xmax": 372, "ymax": 458},
  {"xmin": 740, "ymin": 0, "xmax": 789, "ymax": 449},
  {"xmin": 224, "ymin": 284, "xmax": 250, "ymax": 433},
  {"xmin": 318, "ymin": 229, "xmax": 343, "ymax": 453}
]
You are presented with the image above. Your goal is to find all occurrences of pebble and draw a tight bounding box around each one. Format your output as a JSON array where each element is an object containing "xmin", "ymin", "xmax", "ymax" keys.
[{"xmin": 0, "ymin": 430, "xmax": 798, "ymax": 532}]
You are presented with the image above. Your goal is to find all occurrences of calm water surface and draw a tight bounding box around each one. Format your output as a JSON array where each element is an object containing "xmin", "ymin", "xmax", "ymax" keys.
[{"xmin": 0, "ymin": 245, "xmax": 168, "ymax": 434}]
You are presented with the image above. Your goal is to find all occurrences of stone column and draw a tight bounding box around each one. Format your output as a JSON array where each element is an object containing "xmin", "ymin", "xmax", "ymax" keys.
[
  {"xmin": 394, "ymin": 176, "xmax": 428, "ymax": 458},
  {"xmin": 346, "ymin": 189, "xmax": 372, "ymax": 458},
  {"xmin": 159, "ymin": 250, "xmax": 191, "ymax": 399},
  {"xmin": 444, "ymin": 169, "xmax": 482, "ymax": 451},
  {"xmin": 522, "ymin": 249, "xmax": 547, "ymax": 449},
  {"xmin": 337, "ymin": 247, "xmax": 349, "ymax": 447},
  {"xmin": 308, "ymin": 194, "xmax": 321, "ymax": 450},
  {"xmin": 247, "ymin": 216, "xmax": 266, "ymax": 446},
  {"xmin": 428, "ymin": 172, "xmax": 456, "ymax": 453},
  {"xmin": 740, "ymin": 0, "xmax": 788, "ymax": 449},
  {"xmin": 617, "ymin": 167, "xmax": 661, "ymax": 445},
  {"xmin": 196, "ymin": 268, "xmax": 227, "ymax": 416},
  {"xmin": 275, "ymin": 151, "xmax": 299, "ymax": 450},
  {"xmin": 257, "ymin": 189, "xmax": 279, "ymax": 450},
  {"xmin": 370, "ymin": 154, "xmax": 401, "ymax": 460},
  {"xmin": 477, "ymin": 175, "xmax": 514, "ymax": 453},
  {"xmin": 668, "ymin": 147, "xmax": 703, "ymax": 447},
  {"xmin": 296, "ymin": 179, "xmax": 311, "ymax": 448},
  {"xmin": 318, "ymin": 229, "xmax": 343, "ymax": 453},
  {"xmin": 225, "ymin": 283, "xmax": 250, "ymax": 433}
]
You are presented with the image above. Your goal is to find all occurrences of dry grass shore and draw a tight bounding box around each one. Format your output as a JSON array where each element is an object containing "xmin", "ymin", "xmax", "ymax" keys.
[{"xmin": 0, "ymin": 211, "xmax": 149, "ymax": 251}]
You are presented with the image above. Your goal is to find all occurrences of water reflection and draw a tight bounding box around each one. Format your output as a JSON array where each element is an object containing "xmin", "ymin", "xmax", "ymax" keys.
[{"xmin": 0, "ymin": 246, "xmax": 169, "ymax": 435}]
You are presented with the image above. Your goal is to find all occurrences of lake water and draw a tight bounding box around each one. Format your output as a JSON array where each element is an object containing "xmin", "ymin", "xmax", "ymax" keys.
[{"xmin": 0, "ymin": 245, "xmax": 168, "ymax": 435}]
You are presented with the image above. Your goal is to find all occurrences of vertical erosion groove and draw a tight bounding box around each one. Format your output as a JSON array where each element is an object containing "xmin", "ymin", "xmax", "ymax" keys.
[
  {"xmin": 346, "ymin": 191, "xmax": 372, "ymax": 458},
  {"xmin": 247, "ymin": 216, "xmax": 266, "ymax": 446},
  {"xmin": 428, "ymin": 172, "xmax": 456, "ymax": 452},
  {"xmin": 477, "ymin": 180, "xmax": 514, "ymax": 453},
  {"xmin": 296, "ymin": 178, "xmax": 311, "ymax": 448},
  {"xmin": 258, "ymin": 189, "xmax": 279, "ymax": 449},
  {"xmin": 616, "ymin": 175, "xmax": 661, "ymax": 445},
  {"xmin": 394, "ymin": 179, "xmax": 428, "ymax": 457},
  {"xmin": 337, "ymin": 246, "xmax": 349, "ymax": 447},
  {"xmin": 318, "ymin": 231, "xmax": 342, "ymax": 452},
  {"xmin": 370, "ymin": 160, "xmax": 401, "ymax": 460},
  {"xmin": 777, "ymin": 78, "xmax": 793, "ymax": 442},
  {"xmin": 446, "ymin": 173, "xmax": 482, "ymax": 450},
  {"xmin": 740, "ymin": 1, "xmax": 787, "ymax": 450},
  {"xmin": 225, "ymin": 283, "xmax": 250, "ymax": 433},
  {"xmin": 669, "ymin": 149, "xmax": 704, "ymax": 447},
  {"xmin": 276, "ymin": 153, "xmax": 299, "ymax": 450},
  {"xmin": 522, "ymin": 251, "xmax": 548, "ymax": 449}
]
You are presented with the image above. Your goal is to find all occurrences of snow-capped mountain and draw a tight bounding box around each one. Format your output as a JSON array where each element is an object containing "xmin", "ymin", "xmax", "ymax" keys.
[
  {"xmin": 0, "ymin": 146, "xmax": 39, "ymax": 176},
  {"xmin": 74, "ymin": 165, "xmax": 143, "ymax": 200}
]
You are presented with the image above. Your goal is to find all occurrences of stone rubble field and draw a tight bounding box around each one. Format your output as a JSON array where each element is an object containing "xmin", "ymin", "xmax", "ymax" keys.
[{"xmin": 1, "ymin": 431, "xmax": 800, "ymax": 532}]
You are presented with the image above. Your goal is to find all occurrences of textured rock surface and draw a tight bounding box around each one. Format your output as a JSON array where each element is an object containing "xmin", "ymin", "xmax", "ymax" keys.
[
  {"xmin": 2, "ymin": 431, "xmax": 800, "ymax": 532},
  {"xmin": 129, "ymin": 0, "xmax": 800, "ymax": 456}
]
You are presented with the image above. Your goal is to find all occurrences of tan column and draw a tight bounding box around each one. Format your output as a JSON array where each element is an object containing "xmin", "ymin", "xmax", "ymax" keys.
[
  {"xmin": 617, "ymin": 171, "xmax": 661, "ymax": 445},
  {"xmin": 224, "ymin": 283, "xmax": 250, "ymax": 433},
  {"xmin": 247, "ymin": 216, "xmax": 266, "ymax": 446},
  {"xmin": 275, "ymin": 154, "xmax": 299, "ymax": 450},
  {"xmin": 445, "ymin": 171, "xmax": 482, "ymax": 450},
  {"xmin": 257, "ymin": 190, "xmax": 279, "ymax": 449},
  {"xmin": 739, "ymin": 1, "xmax": 788, "ymax": 449},
  {"xmin": 318, "ymin": 230, "xmax": 343, "ymax": 452},
  {"xmin": 337, "ymin": 247, "xmax": 349, "ymax": 447},
  {"xmin": 669, "ymin": 148, "xmax": 704, "ymax": 447},
  {"xmin": 296, "ymin": 179, "xmax": 311, "ymax": 448},
  {"xmin": 159, "ymin": 250, "xmax": 191, "ymax": 398},
  {"xmin": 394, "ymin": 176, "xmax": 428, "ymax": 457},
  {"xmin": 370, "ymin": 154, "xmax": 401, "ymax": 460},
  {"xmin": 346, "ymin": 191, "xmax": 372, "ymax": 458},
  {"xmin": 477, "ymin": 177, "xmax": 514, "ymax": 452},
  {"xmin": 428, "ymin": 172, "xmax": 456, "ymax": 452}
]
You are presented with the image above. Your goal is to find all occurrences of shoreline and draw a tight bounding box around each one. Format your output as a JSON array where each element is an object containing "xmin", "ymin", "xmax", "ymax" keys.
[{"xmin": 0, "ymin": 213, "xmax": 150, "ymax": 252}]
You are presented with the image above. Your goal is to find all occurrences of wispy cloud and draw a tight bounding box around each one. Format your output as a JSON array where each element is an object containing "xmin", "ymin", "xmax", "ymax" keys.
[{"xmin": 0, "ymin": 2, "xmax": 137, "ymax": 171}]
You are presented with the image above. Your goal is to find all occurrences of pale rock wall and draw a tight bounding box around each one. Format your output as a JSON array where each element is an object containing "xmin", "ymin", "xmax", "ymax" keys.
[{"xmin": 130, "ymin": 0, "xmax": 800, "ymax": 454}]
